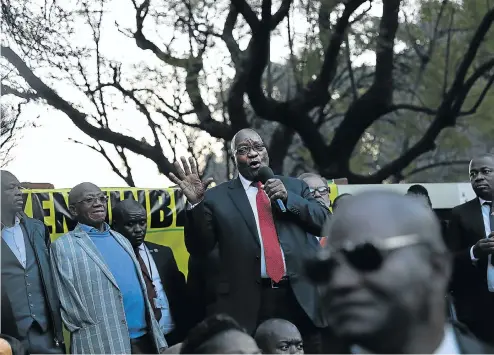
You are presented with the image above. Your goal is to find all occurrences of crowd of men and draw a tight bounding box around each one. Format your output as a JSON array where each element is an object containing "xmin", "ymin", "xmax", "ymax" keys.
[{"xmin": 1, "ymin": 127, "xmax": 494, "ymax": 354}]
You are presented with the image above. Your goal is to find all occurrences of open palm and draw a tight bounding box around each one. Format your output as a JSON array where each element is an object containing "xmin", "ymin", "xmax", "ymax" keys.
[{"xmin": 169, "ymin": 156, "xmax": 214, "ymax": 205}]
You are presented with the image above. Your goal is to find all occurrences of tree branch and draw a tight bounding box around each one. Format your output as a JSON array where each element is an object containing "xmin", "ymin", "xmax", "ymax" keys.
[
  {"xmin": 404, "ymin": 160, "xmax": 470, "ymax": 178},
  {"xmin": 1, "ymin": 45, "xmax": 176, "ymax": 175}
]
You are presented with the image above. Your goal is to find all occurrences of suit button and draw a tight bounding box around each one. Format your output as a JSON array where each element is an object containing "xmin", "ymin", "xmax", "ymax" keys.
[
  {"xmin": 256, "ymin": 256, "xmax": 260, "ymax": 260},
  {"xmin": 121, "ymin": 320, "xmax": 126, "ymax": 325}
]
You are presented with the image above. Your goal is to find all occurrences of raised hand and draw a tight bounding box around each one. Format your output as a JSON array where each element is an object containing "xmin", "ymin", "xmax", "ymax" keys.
[{"xmin": 168, "ymin": 156, "xmax": 214, "ymax": 205}]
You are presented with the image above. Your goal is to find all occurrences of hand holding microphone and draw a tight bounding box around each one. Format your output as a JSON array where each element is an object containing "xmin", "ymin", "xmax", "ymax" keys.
[{"xmin": 258, "ymin": 166, "xmax": 287, "ymax": 212}]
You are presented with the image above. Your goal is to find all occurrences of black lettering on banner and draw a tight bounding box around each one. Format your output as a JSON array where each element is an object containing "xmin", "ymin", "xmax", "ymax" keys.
[
  {"xmin": 137, "ymin": 190, "xmax": 146, "ymax": 211},
  {"xmin": 122, "ymin": 190, "xmax": 136, "ymax": 201},
  {"xmin": 33, "ymin": 193, "xmax": 51, "ymax": 233},
  {"xmin": 148, "ymin": 189, "xmax": 173, "ymax": 229},
  {"xmin": 53, "ymin": 192, "xmax": 77, "ymax": 234},
  {"xmin": 21, "ymin": 193, "xmax": 29, "ymax": 210},
  {"xmin": 109, "ymin": 190, "xmax": 122, "ymax": 220},
  {"xmin": 174, "ymin": 188, "xmax": 185, "ymax": 227}
]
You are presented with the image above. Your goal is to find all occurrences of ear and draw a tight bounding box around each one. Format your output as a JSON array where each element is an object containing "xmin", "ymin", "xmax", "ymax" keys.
[
  {"xmin": 230, "ymin": 154, "xmax": 236, "ymax": 165},
  {"xmin": 69, "ymin": 204, "xmax": 78, "ymax": 217}
]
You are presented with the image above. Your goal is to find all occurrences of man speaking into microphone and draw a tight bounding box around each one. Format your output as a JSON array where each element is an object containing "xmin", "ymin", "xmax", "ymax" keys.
[{"xmin": 169, "ymin": 129, "xmax": 329, "ymax": 352}]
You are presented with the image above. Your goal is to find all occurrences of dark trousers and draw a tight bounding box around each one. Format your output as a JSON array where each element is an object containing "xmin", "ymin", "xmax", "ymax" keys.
[
  {"xmin": 130, "ymin": 333, "xmax": 157, "ymax": 354},
  {"xmin": 22, "ymin": 322, "xmax": 64, "ymax": 354},
  {"xmin": 257, "ymin": 281, "xmax": 321, "ymax": 354}
]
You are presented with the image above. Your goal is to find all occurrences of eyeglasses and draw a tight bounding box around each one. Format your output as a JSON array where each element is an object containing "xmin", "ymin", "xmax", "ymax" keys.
[
  {"xmin": 309, "ymin": 186, "xmax": 329, "ymax": 196},
  {"xmin": 308, "ymin": 234, "xmax": 423, "ymax": 283},
  {"xmin": 75, "ymin": 195, "xmax": 109, "ymax": 205},
  {"xmin": 234, "ymin": 144, "xmax": 265, "ymax": 155}
]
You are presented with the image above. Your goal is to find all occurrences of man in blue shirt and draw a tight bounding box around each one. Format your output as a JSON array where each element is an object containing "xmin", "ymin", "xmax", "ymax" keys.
[{"xmin": 50, "ymin": 182, "xmax": 166, "ymax": 354}]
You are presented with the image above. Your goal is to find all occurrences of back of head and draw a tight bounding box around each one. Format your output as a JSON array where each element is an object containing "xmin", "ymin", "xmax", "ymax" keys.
[{"xmin": 180, "ymin": 314, "xmax": 259, "ymax": 354}]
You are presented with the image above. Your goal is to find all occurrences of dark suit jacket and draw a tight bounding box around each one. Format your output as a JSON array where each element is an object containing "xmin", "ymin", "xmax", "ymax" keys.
[
  {"xmin": 447, "ymin": 198, "xmax": 494, "ymax": 324},
  {"xmin": 1, "ymin": 214, "xmax": 64, "ymax": 349},
  {"xmin": 452, "ymin": 321, "xmax": 494, "ymax": 353},
  {"xmin": 185, "ymin": 175, "xmax": 330, "ymax": 332},
  {"xmin": 186, "ymin": 247, "xmax": 220, "ymax": 327},
  {"xmin": 144, "ymin": 241, "xmax": 190, "ymax": 344}
]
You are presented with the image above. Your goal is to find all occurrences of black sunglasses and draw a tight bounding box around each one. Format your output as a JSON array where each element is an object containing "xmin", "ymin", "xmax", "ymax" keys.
[{"xmin": 306, "ymin": 234, "xmax": 423, "ymax": 283}]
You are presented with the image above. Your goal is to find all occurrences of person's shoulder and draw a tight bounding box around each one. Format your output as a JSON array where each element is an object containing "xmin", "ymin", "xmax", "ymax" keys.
[
  {"xmin": 19, "ymin": 214, "xmax": 45, "ymax": 229},
  {"xmin": 204, "ymin": 180, "xmax": 232, "ymax": 198},
  {"xmin": 145, "ymin": 241, "xmax": 172, "ymax": 254},
  {"xmin": 51, "ymin": 230, "xmax": 76, "ymax": 248},
  {"xmin": 452, "ymin": 198, "xmax": 479, "ymax": 214}
]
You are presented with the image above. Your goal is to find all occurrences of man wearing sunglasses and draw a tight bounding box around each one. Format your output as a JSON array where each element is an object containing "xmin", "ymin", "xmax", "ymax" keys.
[
  {"xmin": 169, "ymin": 129, "xmax": 329, "ymax": 353},
  {"xmin": 1, "ymin": 171, "xmax": 64, "ymax": 354},
  {"xmin": 448, "ymin": 154, "xmax": 494, "ymax": 345},
  {"xmin": 50, "ymin": 182, "xmax": 167, "ymax": 354},
  {"xmin": 307, "ymin": 191, "xmax": 492, "ymax": 353}
]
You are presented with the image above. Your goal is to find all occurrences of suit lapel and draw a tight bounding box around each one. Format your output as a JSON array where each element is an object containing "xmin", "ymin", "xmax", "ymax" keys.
[
  {"xmin": 73, "ymin": 225, "xmax": 120, "ymax": 290},
  {"xmin": 227, "ymin": 178, "xmax": 260, "ymax": 246},
  {"xmin": 467, "ymin": 198, "xmax": 487, "ymax": 240},
  {"xmin": 145, "ymin": 243, "xmax": 168, "ymax": 293}
]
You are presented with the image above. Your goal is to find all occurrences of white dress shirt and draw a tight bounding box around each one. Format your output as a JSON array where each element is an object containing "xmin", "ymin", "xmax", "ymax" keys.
[
  {"xmin": 137, "ymin": 243, "xmax": 175, "ymax": 334},
  {"xmin": 468, "ymin": 198, "xmax": 494, "ymax": 291},
  {"xmin": 1, "ymin": 215, "xmax": 26, "ymax": 268},
  {"xmin": 351, "ymin": 325, "xmax": 460, "ymax": 354},
  {"xmin": 237, "ymin": 174, "xmax": 287, "ymax": 278}
]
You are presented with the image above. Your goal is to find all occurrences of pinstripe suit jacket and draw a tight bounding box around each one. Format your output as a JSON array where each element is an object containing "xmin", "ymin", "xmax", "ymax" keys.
[{"xmin": 50, "ymin": 224, "xmax": 167, "ymax": 354}]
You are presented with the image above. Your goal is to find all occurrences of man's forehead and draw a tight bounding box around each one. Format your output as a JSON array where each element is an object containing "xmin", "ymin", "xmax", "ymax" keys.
[
  {"xmin": 122, "ymin": 208, "xmax": 147, "ymax": 219},
  {"xmin": 304, "ymin": 176, "xmax": 326, "ymax": 187},
  {"xmin": 235, "ymin": 132, "xmax": 262, "ymax": 146},
  {"xmin": 470, "ymin": 156, "xmax": 494, "ymax": 170},
  {"xmin": 1, "ymin": 172, "xmax": 19, "ymax": 186}
]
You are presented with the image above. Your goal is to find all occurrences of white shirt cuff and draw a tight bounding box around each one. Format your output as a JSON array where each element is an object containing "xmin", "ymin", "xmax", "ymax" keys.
[
  {"xmin": 470, "ymin": 245, "xmax": 479, "ymax": 262},
  {"xmin": 187, "ymin": 201, "xmax": 202, "ymax": 210}
]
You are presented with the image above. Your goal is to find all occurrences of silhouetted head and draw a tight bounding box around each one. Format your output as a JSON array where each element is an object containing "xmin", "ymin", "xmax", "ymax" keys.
[
  {"xmin": 307, "ymin": 191, "xmax": 450, "ymax": 352},
  {"xmin": 332, "ymin": 193, "xmax": 352, "ymax": 212},
  {"xmin": 230, "ymin": 129, "xmax": 269, "ymax": 181},
  {"xmin": 298, "ymin": 173, "xmax": 330, "ymax": 208},
  {"xmin": 0, "ymin": 170, "xmax": 24, "ymax": 215},
  {"xmin": 255, "ymin": 319, "xmax": 303, "ymax": 354},
  {"xmin": 68, "ymin": 182, "xmax": 108, "ymax": 230},
  {"xmin": 406, "ymin": 184, "xmax": 432, "ymax": 208},
  {"xmin": 112, "ymin": 199, "xmax": 147, "ymax": 248},
  {"xmin": 469, "ymin": 154, "xmax": 494, "ymax": 201},
  {"xmin": 180, "ymin": 314, "xmax": 260, "ymax": 354}
]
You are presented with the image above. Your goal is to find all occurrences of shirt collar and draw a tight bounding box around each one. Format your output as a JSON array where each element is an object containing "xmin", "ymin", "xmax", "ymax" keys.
[
  {"xmin": 351, "ymin": 325, "xmax": 459, "ymax": 354},
  {"xmin": 479, "ymin": 197, "xmax": 492, "ymax": 206},
  {"xmin": 79, "ymin": 222, "xmax": 110, "ymax": 233},
  {"xmin": 238, "ymin": 173, "xmax": 255, "ymax": 191},
  {"xmin": 1, "ymin": 214, "xmax": 22, "ymax": 230}
]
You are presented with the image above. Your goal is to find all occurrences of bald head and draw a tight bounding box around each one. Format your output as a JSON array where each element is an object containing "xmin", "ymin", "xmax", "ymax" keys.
[
  {"xmin": 112, "ymin": 199, "xmax": 148, "ymax": 247},
  {"xmin": 313, "ymin": 191, "xmax": 451, "ymax": 352},
  {"xmin": 255, "ymin": 319, "xmax": 303, "ymax": 354},
  {"xmin": 68, "ymin": 182, "xmax": 101, "ymax": 205},
  {"xmin": 230, "ymin": 128, "xmax": 262, "ymax": 154},
  {"xmin": 329, "ymin": 191, "xmax": 445, "ymax": 253},
  {"xmin": 68, "ymin": 182, "xmax": 107, "ymax": 230}
]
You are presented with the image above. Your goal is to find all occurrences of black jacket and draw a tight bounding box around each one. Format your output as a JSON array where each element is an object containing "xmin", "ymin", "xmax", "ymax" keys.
[
  {"xmin": 144, "ymin": 241, "xmax": 190, "ymax": 344},
  {"xmin": 1, "ymin": 213, "xmax": 64, "ymax": 349},
  {"xmin": 185, "ymin": 175, "xmax": 330, "ymax": 332}
]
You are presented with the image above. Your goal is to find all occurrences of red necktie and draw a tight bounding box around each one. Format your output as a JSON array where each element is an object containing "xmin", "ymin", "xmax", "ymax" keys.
[
  {"xmin": 320, "ymin": 237, "xmax": 328, "ymax": 247},
  {"xmin": 256, "ymin": 181, "xmax": 285, "ymax": 282}
]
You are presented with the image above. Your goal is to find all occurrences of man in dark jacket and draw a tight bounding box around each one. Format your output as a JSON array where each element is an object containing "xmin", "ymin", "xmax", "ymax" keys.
[
  {"xmin": 1, "ymin": 170, "xmax": 64, "ymax": 353},
  {"xmin": 112, "ymin": 198, "xmax": 190, "ymax": 345}
]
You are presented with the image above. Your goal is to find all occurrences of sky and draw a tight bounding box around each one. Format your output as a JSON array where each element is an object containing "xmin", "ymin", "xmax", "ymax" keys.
[{"xmin": 3, "ymin": 0, "xmax": 384, "ymax": 188}]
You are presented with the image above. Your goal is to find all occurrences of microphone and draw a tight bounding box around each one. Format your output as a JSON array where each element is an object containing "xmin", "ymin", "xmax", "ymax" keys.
[{"xmin": 257, "ymin": 166, "xmax": 287, "ymax": 213}]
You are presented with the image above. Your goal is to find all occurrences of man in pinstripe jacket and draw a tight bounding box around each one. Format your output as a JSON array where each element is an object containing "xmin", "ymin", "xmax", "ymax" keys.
[{"xmin": 50, "ymin": 182, "xmax": 167, "ymax": 354}]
